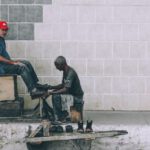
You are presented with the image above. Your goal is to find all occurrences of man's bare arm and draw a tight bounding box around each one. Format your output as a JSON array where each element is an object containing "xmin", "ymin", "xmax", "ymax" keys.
[
  {"xmin": 0, "ymin": 56, "xmax": 25, "ymax": 66},
  {"xmin": 0, "ymin": 55, "xmax": 16, "ymax": 65}
]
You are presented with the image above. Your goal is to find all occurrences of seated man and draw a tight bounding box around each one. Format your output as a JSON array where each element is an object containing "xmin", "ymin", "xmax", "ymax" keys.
[
  {"xmin": 48, "ymin": 56, "xmax": 84, "ymax": 122},
  {"xmin": 0, "ymin": 21, "xmax": 46, "ymax": 99}
]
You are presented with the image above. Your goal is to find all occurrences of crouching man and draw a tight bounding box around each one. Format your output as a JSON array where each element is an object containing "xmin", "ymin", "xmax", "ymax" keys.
[{"xmin": 48, "ymin": 56, "xmax": 84, "ymax": 122}]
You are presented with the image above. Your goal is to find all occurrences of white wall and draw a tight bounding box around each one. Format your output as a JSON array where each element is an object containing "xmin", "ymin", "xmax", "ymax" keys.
[{"xmin": 7, "ymin": 0, "xmax": 150, "ymax": 110}]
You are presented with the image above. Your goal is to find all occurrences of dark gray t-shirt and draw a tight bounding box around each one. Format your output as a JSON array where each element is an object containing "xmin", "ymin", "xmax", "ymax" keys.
[{"xmin": 62, "ymin": 66, "xmax": 84, "ymax": 98}]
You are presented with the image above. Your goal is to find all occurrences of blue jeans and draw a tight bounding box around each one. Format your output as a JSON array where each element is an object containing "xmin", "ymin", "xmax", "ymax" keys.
[{"xmin": 2, "ymin": 60, "xmax": 39, "ymax": 92}]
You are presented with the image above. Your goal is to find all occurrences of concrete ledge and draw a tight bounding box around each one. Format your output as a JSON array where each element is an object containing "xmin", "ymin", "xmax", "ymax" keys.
[{"xmin": 0, "ymin": 111, "xmax": 150, "ymax": 150}]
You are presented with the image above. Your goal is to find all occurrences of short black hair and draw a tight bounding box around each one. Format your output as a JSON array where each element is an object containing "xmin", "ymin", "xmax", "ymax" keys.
[{"xmin": 54, "ymin": 56, "xmax": 67, "ymax": 66}]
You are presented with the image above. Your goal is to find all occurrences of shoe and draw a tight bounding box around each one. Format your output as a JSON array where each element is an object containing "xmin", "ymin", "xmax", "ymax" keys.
[
  {"xmin": 85, "ymin": 120, "xmax": 93, "ymax": 132},
  {"xmin": 36, "ymin": 83, "xmax": 50, "ymax": 91},
  {"xmin": 49, "ymin": 125, "xmax": 64, "ymax": 133},
  {"xmin": 66, "ymin": 125, "xmax": 73, "ymax": 133},
  {"xmin": 30, "ymin": 89, "xmax": 46, "ymax": 100},
  {"xmin": 77, "ymin": 120, "xmax": 84, "ymax": 133},
  {"xmin": 49, "ymin": 126, "xmax": 57, "ymax": 133},
  {"xmin": 57, "ymin": 125, "xmax": 64, "ymax": 133}
]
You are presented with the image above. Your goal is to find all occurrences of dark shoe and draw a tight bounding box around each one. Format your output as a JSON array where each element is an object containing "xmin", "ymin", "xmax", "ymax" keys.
[
  {"xmin": 66, "ymin": 125, "xmax": 73, "ymax": 133},
  {"xmin": 77, "ymin": 120, "xmax": 84, "ymax": 133},
  {"xmin": 49, "ymin": 126, "xmax": 57, "ymax": 133},
  {"xmin": 85, "ymin": 120, "xmax": 93, "ymax": 132},
  {"xmin": 30, "ymin": 89, "xmax": 46, "ymax": 100},
  {"xmin": 57, "ymin": 125, "xmax": 64, "ymax": 133},
  {"xmin": 36, "ymin": 83, "xmax": 50, "ymax": 91},
  {"xmin": 49, "ymin": 125, "xmax": 64, "ymax": 133}
]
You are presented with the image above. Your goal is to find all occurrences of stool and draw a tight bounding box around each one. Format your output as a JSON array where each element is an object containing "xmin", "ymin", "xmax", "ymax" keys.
[
  {"xmin": 0, "ymin": 74, "xmax": 18, "ymax": 101},
  {"xmin": 0, "ymin": 74, "xmax": 24, "ymax": 117},
  {"xmin": 33, "ymin": 96, "xmax": 54, "ymax": 121},
  {"xmin": 70, "ymin": 101, "xmax": 84, "ymax": 123}
]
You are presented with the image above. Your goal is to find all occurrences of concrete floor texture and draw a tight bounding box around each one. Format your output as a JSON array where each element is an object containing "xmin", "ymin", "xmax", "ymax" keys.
[{"xmin": 1, "ymin": 111, "xmax": 150, "ymax": 150}]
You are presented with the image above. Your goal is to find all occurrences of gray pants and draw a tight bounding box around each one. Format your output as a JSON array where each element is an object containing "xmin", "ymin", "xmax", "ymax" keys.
[{"xmin": 52, "ymin": 94, "xmax": 83, "ymax": 121}]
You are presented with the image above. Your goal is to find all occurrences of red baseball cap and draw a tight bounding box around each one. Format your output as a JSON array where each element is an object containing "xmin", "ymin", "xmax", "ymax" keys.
[{"xmin": 0, "ymin": 21, "xmax": 9, "ymax": 30}]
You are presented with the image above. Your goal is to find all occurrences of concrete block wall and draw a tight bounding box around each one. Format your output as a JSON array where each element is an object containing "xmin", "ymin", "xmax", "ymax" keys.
[{"xmin": 1, "ymin": 0, "xmax": 150, "ymax": 110}]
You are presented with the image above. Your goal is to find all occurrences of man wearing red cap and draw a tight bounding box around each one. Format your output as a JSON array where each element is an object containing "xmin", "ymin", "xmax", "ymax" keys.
[{"xmin": 0, "ymin": 21, "xmax": 47, "ymax": 99}]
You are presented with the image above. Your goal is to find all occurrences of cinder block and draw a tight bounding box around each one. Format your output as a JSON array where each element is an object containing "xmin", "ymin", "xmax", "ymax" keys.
[
  {"xmin": 139, "ymin": 60, "xmax": 150, "ymax": 76},
  {"xmin": 26, "ymin": 42, "xmax": 44, "ymax": 58},
  {"xmin": 5, "ymin": 24, "xmax": 18, "ymax": 40},
  {"xmin": 129, "ymin": 77, "xmax": 145, "ymax": 93},
  {"xmin": 113, "ymin": 7, "xmax": 132, "ymax": 23},
  {"xmin": 35, "ymin": 0, "xmax": 52, "ymax": 4},
  {"xmin": 69, "ymin": 24, "xmax": 88, "ymax": 41},
  {"xmin": 139, "ymin": 24, "xmax": 150, "ymax": 41},
  {"xmin": 96, "ymin": 42, "xmax": 113, "ymax": 58},
  {"xmin": 54, "ymin": 0, "xmax": 105, "ymax": 5},
  {"xmin": 1, "ymin": 0, "xmax": 18, "ymax": 4},
  {"xmin": 96, "ymin": 6, "xmax": 113, "ymax": 23},
  {"xmin": 132, "ymin": 7, "xmax": 150, "ymax": 23},
  {"xmin": 7, "ymin": 41, "xmax": 26, "ymax": 58},
  {"xmin": 122, "ymin": 24, "xmax": 139, "ymax": 41},
  {"xmin": 87, "ymin": 24, "xmax": 105, "ymax": 41},
  {"xmin": 145, "ymin": 77, "xmax": 150, "ymax": 93},
  {"xmin": 120, "ymin": 94, "xmax": 140, "ymax": 110},
  {"xmin": 60, "ymin": 6, "xmax": 77, "ymax": 23},
  {"xmin": 43, "ymin": 42, "xmax": 61, "ymax": 58},
  {"xmin": 70, "ymin": 59, "xmax": 87, "ymax": 76},
  {"xmin": 0, "ymin": 5, "xmax": 8, "ymax": 21},
  {"xmin": 121, "ymin": 59, "xmax": 138, "ymax": 76},
  {"xmin": 18, "ymin": 0, "xmax": 34, "ymax": 4},
  {"xmin": 35, "ymin": 23, "xmax": 53, "ymax": 40},
  {"xmin": 138, "ymin": 95, "xmax": 150, "ymax": 110},
  {"xmin": 34, "ymin": 59, "xmax": 52, "ymax": 76},
  {"xmin": 130, "ymin": 42, "xmax": 146, "ymax": 58},
  {"xmin": 112, "ymin": 77, "xmax": 128, "ymax": 93},
  {"xmin": 9, "ymin": 6, "xmax": 26, "ymax": 22},
  {"xmin": 80, "ymin": 77, "xmax": 94, "ymax": 94},
  {"xmin": 84, "ymin": 94, "xmax": 103, "ymax": 110},
  {"xmin": 103, "ymin": 94, "xmax": 123, "ymax": 110},
  {"xmin": 77, "ymin": 42, "xmax": 95, "ymax": 59},
  {"xmin": 52, "ymin": 24, "xmax": 69, "ymax": 40},
  {"xmin": 0, "ymin": 75, "xmax": 17, "ymax": 101},
  {"xmin": 95, "ymin": 77, "xmax": 111, "ymax": 93},
  {"xmin": 87, "ymin": 60, "xmax": 103, "ymax": 76},
  {"xmin": 43, "ymin": 6, "xmax": 61, "ymax": 23},
  {"xmin": 106, "ymin": 0, "xmax": 150, "ymax": 5},
  {"xmin": 61, "ymin": 42, "xmax": 78, "ymax": 58},
  {"xmin": 26, "ymin": 6, "xmax": 43, "ymax": 22},
  {"xmin": 104, "ymin": 60, "xmax": 121, "ymax": 76},
  {"xmin": 18, "ymin": 24, "xmax": 34, "ymax": 40},
  {"xmin": 147, "ymin": 42, "xmax": 150, "ymax": 58},
  {"xmin": 105, "ymin": 24, "xmax": 122, "ymax": 41},
  {"xmin": 78, "ymin": 6, "xmax": 95, "ymax": 23},
  {"xmin": 113, "ymin": 42, "xmax": 130, "ymax": 58}
]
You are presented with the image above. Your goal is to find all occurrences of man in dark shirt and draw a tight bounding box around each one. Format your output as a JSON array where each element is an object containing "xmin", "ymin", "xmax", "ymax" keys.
[
  {"xmin": 48, "ymin": 56, "xmax": 84, "ymax": 121},
  {"xmin": 0, "ymin": 21, "xmax": 46, "ymax": 99}
]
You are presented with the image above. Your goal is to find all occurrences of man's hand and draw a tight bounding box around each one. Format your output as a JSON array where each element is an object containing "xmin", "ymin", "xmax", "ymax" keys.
[{"xmin": 13, "ymin": 61, "xmax": 25, "ymax": 67}]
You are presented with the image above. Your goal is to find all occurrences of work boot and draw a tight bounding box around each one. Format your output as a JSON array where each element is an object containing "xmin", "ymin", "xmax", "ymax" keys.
[
  {"xmin": 30, "ymin": 88, "xmax": 46, "ymax": 100},
  {"xmin": 36, "ymin": 83, "xmax": 51, "ymax": 91},
  {"xmin": 77, "ymin": 120, "xmax": 84, "ymax": 133},
  {"xmin": 85, "ymin": 120, "xmax": 93, "ymax": 132}
]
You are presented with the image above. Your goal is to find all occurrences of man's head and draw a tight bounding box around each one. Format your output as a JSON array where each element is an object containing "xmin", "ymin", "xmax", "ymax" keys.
[
  {"xmin": 54, "ymin": 56, "xmax": 67, "ymax": 71},
  {"xmin": 0, "ymin": 21, "xmax": 9, "ymax": 38}
]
